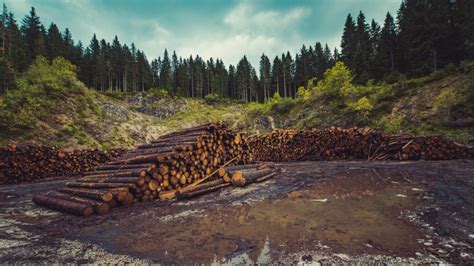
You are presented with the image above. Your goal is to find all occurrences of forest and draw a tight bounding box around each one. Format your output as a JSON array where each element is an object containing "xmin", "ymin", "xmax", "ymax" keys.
[{"xmin": 1, "ymin": 0, "xmax": 473, "ymax": 102}]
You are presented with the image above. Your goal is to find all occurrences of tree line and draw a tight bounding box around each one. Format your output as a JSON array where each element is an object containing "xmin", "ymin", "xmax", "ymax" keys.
[{"xmin": 1, "ymin": 0, "xmax": 473, "ymax": 100}]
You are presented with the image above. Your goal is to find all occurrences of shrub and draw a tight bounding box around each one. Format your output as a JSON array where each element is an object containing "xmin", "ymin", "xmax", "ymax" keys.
[
  {"xmin": 147, "ymin": 88, "xmax": 169, "ymax": 97},
  {"xmin": 314, "ymin": 61, "xmax": 355, "ymax": 100},
  {"xmin": 204, "ymin": 93, "xmax": 221, "ymax": 105},
  {"xmin": 0, "ymin": 57, "xmax": 84, "ymax": 131},
  {"xmin": 353, "ymin": 96, "xmax": 373, "ymax": 116}
]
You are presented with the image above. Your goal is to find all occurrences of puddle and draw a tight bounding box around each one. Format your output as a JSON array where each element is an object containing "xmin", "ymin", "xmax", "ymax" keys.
[{"xmin": 74, "ymin": 169, "xmax": 425, "ymax": 264}]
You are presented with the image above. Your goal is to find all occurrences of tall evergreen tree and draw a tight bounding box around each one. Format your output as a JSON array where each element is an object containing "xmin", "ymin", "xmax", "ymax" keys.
[
  {"xmin": 374, "ymin": 12, "xmax": 398, "ymax": 78},
  {"xmin": 160, "ymin": 49, "xmax": 172, "ymax": 90},
  {"xmin": 341, "ymin": 14, "xmax": 357, "ymax": 71},
  {"xmin": 21, "ymin": 7, "xmax": 44, "ymax": 62},
  {"xmin": 354, "ymin": 11, "xmax": 371, "ymax": 83},
  {"xmin": 259, "ymin": 53, "xmax": 271, "ymax": 101}
]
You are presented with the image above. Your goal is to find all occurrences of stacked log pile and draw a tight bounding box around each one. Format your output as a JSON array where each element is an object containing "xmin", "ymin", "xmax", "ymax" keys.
[
  {"xmin": 371, "ymin": 135, "xmax": 473, "ymax": 160},
  {"xmin": 248, "ymin": 127, "xmax": 473, "ymax": 161},
  {"xmin": 33, "ymin": 123, "xmax": 255, "ymax": 216},
  {"xmin": 0, "ymin": 144, "xmax": 124, "ymax": 184}
]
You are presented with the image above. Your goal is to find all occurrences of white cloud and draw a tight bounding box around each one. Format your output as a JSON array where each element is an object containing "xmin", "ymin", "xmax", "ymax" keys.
[
  {"xmin": 224, "ymin": 3, "xmax": 311, "ymax": 33},
  {"xmin": 177, "ymin": 33, "xmax": 279, "ymax": 66}
]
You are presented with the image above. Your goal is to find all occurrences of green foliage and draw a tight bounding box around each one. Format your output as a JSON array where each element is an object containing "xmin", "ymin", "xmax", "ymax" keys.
[
  {"xmin": 0, "ymin": 56, "xmax": 85, "ymax": 132},
  {"xmin": 353, "ymin": 96, "xmax": 373, "ymax": 116},
  {"xmin": 377, "ymin": 114, "xmax": 407, "ymax": 134},
  {"xmin": 296, "ymin": 86, "xmax": 311, "ymax": 100},
  {"xmin": 313, "ymin": 61, "xmax": 355, "ymax": 99},
  {"xmin": 204, "ymin": 93, "xmax": 221, "ymax": 105},
  {"xmin": 147, "ymin": 88, "xmax": 169, "ymax": 97}
]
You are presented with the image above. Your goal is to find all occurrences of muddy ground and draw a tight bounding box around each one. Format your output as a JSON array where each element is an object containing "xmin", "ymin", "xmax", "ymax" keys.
[{"xmin": 0, "ymin": 160, "xmax": 473, "ymax": 264}]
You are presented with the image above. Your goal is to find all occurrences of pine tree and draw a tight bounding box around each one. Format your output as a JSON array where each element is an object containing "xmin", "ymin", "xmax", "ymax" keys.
[
  {"xmin": 46, "ymin": 23, "xmax": 64, "ymax": 61},
  {"xmin": 271, "ymin": 56, "xmax": 282, "ymax": 97},
  {"xmin": 259, "ymin": 53, "xmax": 271, "ymax": 101},
  {"xmin": 341, "ymin": 14, "xmax": 357, "ymax": 71},
  {"xmin": 354, "ymin": 11, "xmax": 371, "ymax": 83},
  {"xmin": 171, "ymin": 51, "xmax": 179, "ymax": 93},
  {"xmin": 375, "ymin": 12, "xmax": 398, "ymax": 79},
  {"xmin": 160, "ymin": 49, "xmax": 171, "ymax": 90},
  {"xmin": 368, "ymin": 19, "xmax": 381, "ymax": 77},
  {"xmin": 4, "ymin": 10, "xmax": 27, "ymax": 71},
  {"xmin": 21, "ymin": 7, "xmax": 43, "ymax": 63},
  {"xmin": 228, "ymin": 64, "xmax": 236, "ymax": 99},
  {"xmin": 313, "ymin": 42, "xmax": 325, "ymax": 80},
  {"xmin": 324, "ymin": 44, "xmax": 334, "ymax": 69}
]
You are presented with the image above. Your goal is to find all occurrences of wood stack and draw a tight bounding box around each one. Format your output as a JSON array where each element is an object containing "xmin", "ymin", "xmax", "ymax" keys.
[
  {"xmin": 370, "ymin": 135, "xmax": 473, "ymax": 160},
  {"xmin": 248, "ymin": 127, "xmax": 386, "ymax": 161},
  {"xmin": 0, "ymin": 144, "xmax": 124, "ymax": 184},
  {"xmin": 248, "ymin": 127, "xmax": 473, "ymax": 161},
  {"xmin": 33, "ymin": 123, "xmax": 254, "ymax": 216}
]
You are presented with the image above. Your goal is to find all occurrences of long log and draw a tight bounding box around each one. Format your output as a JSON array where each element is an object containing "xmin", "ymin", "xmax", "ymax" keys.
[
  {"xmin": 75, "ymin": 176, "xmax": 143, "ymax": 184},
  {"xmin": 33, "ymin": 194, "xmax": 94, "ymax": 216},
  {"xmin": 177, "ymin": 183, "xmax": 230, "ymax": 199},
  {"xmin": 177, "ymin": 178, "xmax": 226, "ymax": 196},
  {"xmin": 95, "ymin": 163, "xmax": 156, "ymax": 171},
  {"xmin": 82, "ymin": 170, "xmax": 147, "ymax": 178},
  {"xmin": 65, "ymin": 182, "xmax": 132, "ymax": 189},
  {"xmin": 231, "ymin": 168, "xmax": 274, "ymax": 187},
  {"xmin": 58, "ymin": 188, "xmax": 114, "ymax": 202},
  {"xmin": 46, "ymin": 191, "xmax": 110, "ymax": 215}
]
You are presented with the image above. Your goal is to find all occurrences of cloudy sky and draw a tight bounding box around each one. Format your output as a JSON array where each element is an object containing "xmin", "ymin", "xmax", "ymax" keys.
[{"xmin": 5, "ymin": 0, "xmax": 401, "ymax": 67}]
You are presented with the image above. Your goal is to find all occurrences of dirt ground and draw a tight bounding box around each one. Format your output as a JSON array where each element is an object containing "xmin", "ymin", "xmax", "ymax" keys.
[{"xmin": 0, "ymin": 160, "xmax": 473, "ymax": 264}]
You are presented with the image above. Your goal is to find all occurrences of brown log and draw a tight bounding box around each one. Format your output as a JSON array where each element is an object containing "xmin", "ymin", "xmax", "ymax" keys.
[
  {"xmin": 58, "ymin": 188, "xmax": 114, "ymax": 202},
  {"xmin": 46, "ymin": 191, "xmax": 110, "ymax": 215},
  {"xmin": 231, "ymin": 168, "xmax": 274, "ymax": 187},
  {"xmin": 33, "ymin": 194, "xmax": 94, "ymax": 216},
  {"xmin": 82, "ymin": 170, "xmax": 147, "ymax": 178},
  {"xmin": 65, "ymin": 182, "xmax": 131, "ymax": 189},
  {"xmin": 75, "ymin": 176, "xmax": 143, "ymax": 184},
  {"xmin": 177, "ymin": 183, "xmax": 230, "ymax": 200},
  {"xmin": 96, "ymin": 163, "xmax": 155, "ymax": 171}
]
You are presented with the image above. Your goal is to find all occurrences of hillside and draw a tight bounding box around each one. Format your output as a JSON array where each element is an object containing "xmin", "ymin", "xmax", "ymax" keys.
[
  {"xmin": 243, "ymin": 61, "xmax": 474, "ymax": 144},
  {"xmin": 0, "ymin": 58, "xmax": 473, "ymax": 150}
]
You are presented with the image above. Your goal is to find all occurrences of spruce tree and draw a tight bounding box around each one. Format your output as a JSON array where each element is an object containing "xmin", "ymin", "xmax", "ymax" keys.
[
  {"xmin": 21, "ymin": 7, "xmax": 43, "ymax": 63},
  {"xmin": 259, "ymin": 53, "xmax": 271, "ymax": 101},
  {"xmin": 341, "ymin": 14, "xmax": 356, "ymax": 71}
]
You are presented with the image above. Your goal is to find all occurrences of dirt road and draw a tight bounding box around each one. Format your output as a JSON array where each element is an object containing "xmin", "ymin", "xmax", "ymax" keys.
[{"xmin": 0, "ymin": 160, "xmax": 473, "ymax": 264}]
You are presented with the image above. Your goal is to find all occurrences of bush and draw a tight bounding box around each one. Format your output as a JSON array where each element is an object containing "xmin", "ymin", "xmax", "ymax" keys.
[
  {"xmin": 377, "ymin": 114, "xmax": 407, "ymax": 134},
  {"xmin": 313, "ymin": 61, "xmax": 355, "ymax": 100},
  {"xmin": 353, "ymin": 96, "xmax": 373, "ymax": 116},
  {"xmin": 147, "ymin": 88, "xmax": 169, "ymax": 97},
  {"xmin": 0, "ymin": 57, "xmax": 85, "ymax": 131},
  {"xmin": 204, "ymin": 93, "xmax": 221, "ymax": 105}
]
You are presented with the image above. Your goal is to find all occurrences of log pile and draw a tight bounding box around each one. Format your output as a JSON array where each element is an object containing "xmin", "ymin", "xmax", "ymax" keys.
[
  {"xmin": 33, "ymin": 123, "xmax": 255, "ymax": 216},
  {"xmin": 371, "ymin": 135, "xmax": 473, "ymax": 160},
  {"xmin": 248, "ymin": 127, "xmax": 473, "ymax": 161},
  {"xmin": 0, "ymin": 144, "xmax": 124, "ymax": 185}
]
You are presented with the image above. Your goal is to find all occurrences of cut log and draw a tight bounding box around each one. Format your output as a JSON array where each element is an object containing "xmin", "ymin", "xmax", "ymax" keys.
[
  {"xmin": 46, "ymin": 191, "xmax": 110, "ymax": 215},
  {"xmin": 231, "ymin": 168, "xmax": 274, "ymax": 187},
  {"xmin": 33, "ymin": 194, "xmax": 94, "ymax": 216},
  {"xmin": 58, "ymin": 188, "xmax": 114, "ymax": 202}
]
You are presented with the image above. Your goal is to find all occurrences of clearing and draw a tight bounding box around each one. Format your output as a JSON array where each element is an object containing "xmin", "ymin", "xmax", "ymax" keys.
[{"xmin": 0, "ymin": 160, "xmax": 473, "ymax": 264}]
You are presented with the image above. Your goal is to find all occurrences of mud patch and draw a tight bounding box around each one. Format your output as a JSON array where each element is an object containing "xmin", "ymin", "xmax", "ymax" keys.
[{"xmin": 73, "ymin": 169, "xmax": 427, "ymax": 264}]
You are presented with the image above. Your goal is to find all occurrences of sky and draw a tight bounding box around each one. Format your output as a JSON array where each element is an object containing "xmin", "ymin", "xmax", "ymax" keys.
[{"xmin": 4, "ymin": 0, "xmax": 401, "ymax": 67}]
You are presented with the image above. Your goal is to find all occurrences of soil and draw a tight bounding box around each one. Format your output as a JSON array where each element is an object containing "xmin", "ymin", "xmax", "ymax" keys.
[{"xmin": 0, "ymin": 160, "xmax": 473, "ymax": 264}]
